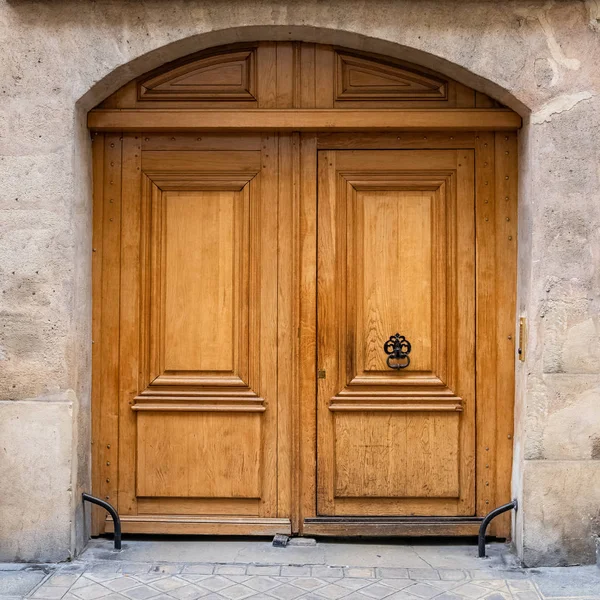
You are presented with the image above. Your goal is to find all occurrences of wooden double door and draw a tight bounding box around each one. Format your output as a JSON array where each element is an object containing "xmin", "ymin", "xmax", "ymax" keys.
[{"xmin": 92, "ymin": 131, "xmax": 516, "ymax": 537}]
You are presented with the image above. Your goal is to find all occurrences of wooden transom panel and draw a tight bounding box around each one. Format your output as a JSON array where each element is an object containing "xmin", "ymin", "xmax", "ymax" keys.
[
  {"xmin": 139, "ymin": 49, "xmax": 256, "ymax": 101},
  {"xmin": 99, "ymin": 42, "xmax": 505, "ymax": 110}
]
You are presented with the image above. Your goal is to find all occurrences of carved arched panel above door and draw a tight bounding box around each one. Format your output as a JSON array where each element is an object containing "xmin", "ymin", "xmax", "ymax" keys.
[{"xmin": 98, "ymin": 42, "xmax": 504, "ymax": 111}]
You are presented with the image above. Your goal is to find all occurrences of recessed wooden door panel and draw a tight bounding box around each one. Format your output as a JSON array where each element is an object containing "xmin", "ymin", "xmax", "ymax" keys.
[
  {"xmin": 117, "ymin": 137, "xmax": 280, "ymax": 525},
  {"xmin": 317, "ymin": 149, "xmax": 476, "ymax": 516}
]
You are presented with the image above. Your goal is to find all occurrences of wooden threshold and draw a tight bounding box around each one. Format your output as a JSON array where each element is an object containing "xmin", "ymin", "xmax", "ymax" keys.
[
  {"xmin": 106, "ymin": 516, "xmax": 292, "ymax": 536},
  {"xmin": 303, "ymin": 517, "xmax": 482, "ymax": 537},
  {"xmin": 88, "ymin": 109, "xmax": 521, "ymax": 132}
]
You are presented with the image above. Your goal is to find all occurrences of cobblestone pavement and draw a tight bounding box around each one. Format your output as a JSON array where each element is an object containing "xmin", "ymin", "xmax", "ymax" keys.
[{"xmin": 2, "ymin": 560, "xmax": 599, "ymax": 600}]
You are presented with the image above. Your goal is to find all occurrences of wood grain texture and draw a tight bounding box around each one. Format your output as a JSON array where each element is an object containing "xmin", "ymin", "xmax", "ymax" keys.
[
  {"xmin": 137, "ymin": 157, "xmax": 260, "ymax": 398},
  {"xmin": 298, "ymin": 133, "xmax": 318, "ymax": 532},
  {"xmin": 95, "ymin": 134, "xmax": 123, "ymax": 525},
  {"xmin": 163, "ymin": 190, "xmax": 236, "ymax": 372},
  {"xmin": 315, "ymin": 45, "xmax": 335, "ymax": 108},
  {"xmin": 137, "ymin": 498, "xmax": 259, "ymax": 516},
  {"xmin": 257, "ymin": 134, "xmax": 279, "ymax": 517},
  {"xmin": 277, "ymin": 133, "xmax": 300, "ymax": 523},
  {"xmin": 475, "ymin": 133, "xmax": 498, "ymax": 523},
  {"xmin": 455, "ymin": 147, "xmax": 477, "ymax": 517},
  {"xmin": 112, "ymin": 136, "xmax": 280, "ymax": 523},
  {"xmin": 303, "ymin": 519, "xmax": 481, "ymax": 537},
  {"xmin": 131, "ymin": 403, "xmax": 265, "ymax": 412},
  {"xmin": 317, "ymin": 132, "xmax": 477, "ymax": 149},
  {"xmin": 101, "ymin": 44, "xmax": 259, "ymax": 110},
  {"xmin": 97, "ymin": 42, "xmax": 503, "ymax": 112},
  {"xmin": 91, "ymin": 133, "xmax": 105, "ymax": 534},
  {"xmin": 118, "ymin": 134, "xmax": 143, "ymax": 517},
  {"xmin": 334, "ymin": 413, "xmax": 460, "ymax": 499},
  {"xmin": 141, "ymin": 133, "xmax": 261, "ymax": 151},
  {"xmin": 109, "ymin": 517, "xmax": 291, "ymax": 536},
  {"xmin": 142, "ymin": 150, "xmax": 259, "ymax": 171},
  {"xmin": 89, "ymin": 108, "xmax": 521, "ymax": 132},
  {"xmin": 275, "ymin": 42, "xmax": 295, "ymax": 109},
  {"xmin": 493, "ymin": 132, "xmax": 518, "ymax": 537},
  {"xmin": 359, "ymin": 189, "xmax": 433, "ymax": 373},
  {"xmin": 257, "ymin": 43, "xmax": 277, "ymax": 109},
  {"xmin": 139, "ymin": 49, "xmax": 257, "ymax": 102},
  {"xmin": 136, "ymin": 412, "xmax": 262, "ymax": 498},
  {"xmin": 335, "ymin": 51, "xmax": 447, "ymax": 102}
]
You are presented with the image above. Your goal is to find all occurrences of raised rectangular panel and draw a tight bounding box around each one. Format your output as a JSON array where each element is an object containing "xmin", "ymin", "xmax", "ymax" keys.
[
  {"xmin": 139, "ymin": 48, "xmax": 257, "ymax": 101},
  {"xmin": 333, "ymin": 412, "xmax": 460, "ymax": 499},
  {"xmin": 331, "ymin": 169, "xmax": 455, "ymax": 399},
  {"xmin": 164, "ymin": 191, "xmax": 237, "ymax": 373},
  {"xmin": 359, "ymin": 189, "xmax": 433, "ymax": 374},
  {"xmin": 136, "ymin": 412, "xmax": 261, "ymax": 498},
  {"xmin": 136, "ymin": 160, "xmax": 259, "ymax": 397}
]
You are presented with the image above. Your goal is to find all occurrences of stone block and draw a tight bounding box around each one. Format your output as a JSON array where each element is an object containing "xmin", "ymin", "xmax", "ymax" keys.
[
  {"xmin": 521, "ymin": 460, "xmax": 600, "ymax": 566},
  {"xmin": 0, "ymin": 401, "xmax": 74, "ymax": 562}
]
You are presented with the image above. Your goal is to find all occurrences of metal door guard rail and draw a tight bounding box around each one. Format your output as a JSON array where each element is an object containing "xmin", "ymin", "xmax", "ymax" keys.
[
  {"xmin": 82, "ymin": 492, "xmax": 122, "ymax": 551},
  {"xmin": 478, "ymin": 499, "xmax": 518, "ymax": 558}
]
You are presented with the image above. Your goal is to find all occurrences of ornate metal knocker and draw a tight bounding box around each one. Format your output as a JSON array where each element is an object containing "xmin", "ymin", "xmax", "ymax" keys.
[{"xmin": 383, "ymin": 333, "xmax": 411, "ymax": 369}]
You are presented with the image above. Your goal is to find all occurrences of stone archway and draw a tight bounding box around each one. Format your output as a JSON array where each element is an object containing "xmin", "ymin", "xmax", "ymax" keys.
[{"xmin": 79, "ymin": 25, "xmax": 530, "ymax": 115}]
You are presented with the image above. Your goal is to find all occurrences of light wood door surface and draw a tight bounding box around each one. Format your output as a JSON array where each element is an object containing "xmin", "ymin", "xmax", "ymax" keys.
[
  {"xmin": 93, "ymin": 131, "xmax": 517, "ymax": 537},
  {"xmin": 112, "ymin": 135, "xmax": 284, "ymax": 530},
  {"xmin": 316, "ymin": 149, "xmax": 476, "ymax": 517}
]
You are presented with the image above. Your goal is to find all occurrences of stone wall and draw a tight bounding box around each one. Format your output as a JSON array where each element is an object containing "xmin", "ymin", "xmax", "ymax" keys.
[{"xmin": 0, "ymin": 0, "xmax": 599, "ymax": 566}]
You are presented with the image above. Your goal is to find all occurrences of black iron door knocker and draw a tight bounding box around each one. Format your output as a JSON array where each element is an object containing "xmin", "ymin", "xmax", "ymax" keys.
[{"xmin": 383, "ymin": 333, "xmax": 411, "ymax": 369}]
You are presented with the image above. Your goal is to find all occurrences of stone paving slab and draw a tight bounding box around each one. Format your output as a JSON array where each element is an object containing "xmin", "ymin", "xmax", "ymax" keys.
[
  {"xmin": 2, "ymin": 541, "xmax": 599, "ymax": 600},
  {"xmin": 80, "ymin": 541, "xmax": 512, "ymax": 571},
  {"xmin": 2, "ymin": 560, "xmax": 599, "ymax": 600},
  {"xmin": 0, "ymin": 568, "xmax": 49, "ymax": 599}
]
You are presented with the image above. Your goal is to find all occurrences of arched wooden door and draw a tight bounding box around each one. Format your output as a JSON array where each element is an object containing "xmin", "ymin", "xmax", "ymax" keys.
[{"xmin": 90, "ymin": 42, "xmax": 519, "ymax": 538}]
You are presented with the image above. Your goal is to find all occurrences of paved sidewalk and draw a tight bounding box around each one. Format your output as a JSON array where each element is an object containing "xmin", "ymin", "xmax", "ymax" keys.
[{"xmin": 1, "ymin": 540, "xmax": 599, "ymax": 600}]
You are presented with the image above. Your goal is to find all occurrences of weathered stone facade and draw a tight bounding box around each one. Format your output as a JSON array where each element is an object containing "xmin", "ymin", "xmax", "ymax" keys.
[{"xmin": 0, "ymin": 0, "xmax": 599, "ymax": 567}]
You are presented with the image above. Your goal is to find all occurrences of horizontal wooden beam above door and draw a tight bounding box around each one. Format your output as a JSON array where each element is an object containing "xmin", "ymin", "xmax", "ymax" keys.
[{"xmin": 88, "ymin": 108, "xmax": 522, "ymax": 131}]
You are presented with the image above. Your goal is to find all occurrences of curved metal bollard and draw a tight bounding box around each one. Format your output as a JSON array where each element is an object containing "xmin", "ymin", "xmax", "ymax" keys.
[
  {"xmin": 478, "ymin": 499, "xmax": 518, "ymax": 558},
  {"xmin": 82, "ymin": 492, "xmax": 122, "ymax": 551}
]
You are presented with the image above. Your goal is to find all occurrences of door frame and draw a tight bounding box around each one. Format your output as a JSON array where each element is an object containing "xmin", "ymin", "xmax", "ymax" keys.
[{"xmin": 90, "ymin": 41, "xmax": 519, "ymax": 539}]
